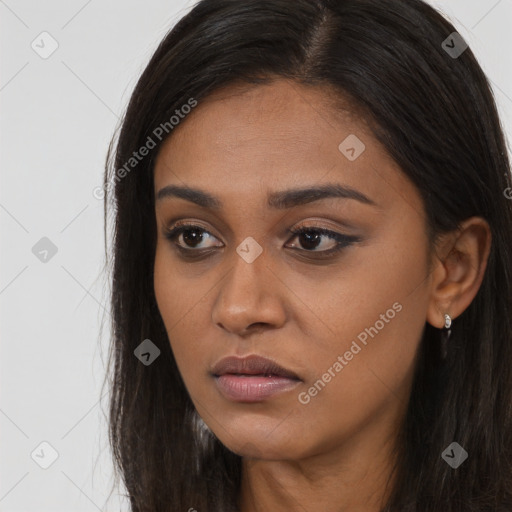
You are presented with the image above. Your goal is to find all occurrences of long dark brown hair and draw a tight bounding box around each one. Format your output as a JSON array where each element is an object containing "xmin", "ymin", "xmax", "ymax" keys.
[{"xmin": 102, "ymin": 0, "xmax": 512, "ymax": 510}]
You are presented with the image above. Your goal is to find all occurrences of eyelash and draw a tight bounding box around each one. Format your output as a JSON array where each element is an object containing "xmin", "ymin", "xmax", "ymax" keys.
[{"xmin": 163, "ymin": 222, "xmax": 360, "ymax": 259}]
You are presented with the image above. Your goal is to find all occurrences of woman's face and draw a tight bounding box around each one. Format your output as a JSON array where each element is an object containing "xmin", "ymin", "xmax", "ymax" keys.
[{"xmin": 153, "ymin": 79, "xmax": 434, "ymax": 460}]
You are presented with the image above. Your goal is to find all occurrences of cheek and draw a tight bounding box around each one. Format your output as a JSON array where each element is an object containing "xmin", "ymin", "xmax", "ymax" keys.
[
  {"xmin": 153, "ymin": 246, "xmax": 214, "ymax": 387},
  {"xmin": 316, "ymin": 268, "xmax": 426, "ymax": 414},
  {"xmin": 154, "ymin": 247, "xmax": 180, "ymax": 331},
  {"xmin": 153, "ymin": 242, "xmax": 208, "ymax": 328},
  {"xmin": 293, "ymin": 302, "xmax": 423, "ymax": 455},
  {"xmin": 298, "ymin": 227, "xmax": 430, "ymax": 427}
]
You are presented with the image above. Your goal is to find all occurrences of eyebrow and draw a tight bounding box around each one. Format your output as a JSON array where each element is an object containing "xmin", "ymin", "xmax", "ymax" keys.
[{"xmin": 155, "ymin": 183, "xmax": 377, "ymax": 209}]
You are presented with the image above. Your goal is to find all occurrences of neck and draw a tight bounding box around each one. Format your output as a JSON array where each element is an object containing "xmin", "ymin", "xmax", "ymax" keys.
[{"xmin": 238, "ymin": 417, "xmax": 400, "ymax": 512}]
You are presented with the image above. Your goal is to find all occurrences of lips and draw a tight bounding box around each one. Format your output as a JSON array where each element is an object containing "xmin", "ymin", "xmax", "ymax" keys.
[
  {"xmin": 211, "ymin": 355, "xmax": 302, "ymax": 402},
  {"xmin": 211, "ymin": 354, "xmax": 301, "ymax": 380}
]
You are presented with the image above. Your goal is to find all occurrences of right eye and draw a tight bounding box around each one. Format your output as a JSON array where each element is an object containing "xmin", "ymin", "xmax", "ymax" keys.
[{"xmin": 164, "ymin": 223, "xmax": 223, "ymax": 251}]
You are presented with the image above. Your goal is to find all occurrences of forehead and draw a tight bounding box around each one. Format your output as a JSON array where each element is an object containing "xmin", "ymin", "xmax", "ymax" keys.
[{"xmin": 153, "ymin": 79, "xmax": 418, "ymax": 214}]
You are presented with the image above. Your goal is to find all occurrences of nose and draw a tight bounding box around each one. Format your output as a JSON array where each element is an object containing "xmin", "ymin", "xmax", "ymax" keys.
[{"xmin": 211, "ymin": 247, "xmax": 287, "ymax": 336}]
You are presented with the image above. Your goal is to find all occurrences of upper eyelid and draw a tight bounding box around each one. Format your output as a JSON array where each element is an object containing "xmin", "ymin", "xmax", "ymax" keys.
[{"xmin": 166, "ymin": 221, "xmax": 221, "ymax": 240}]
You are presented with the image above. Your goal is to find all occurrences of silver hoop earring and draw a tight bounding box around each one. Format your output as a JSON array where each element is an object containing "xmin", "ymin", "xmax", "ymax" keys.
[{"xmin": 441, "ymin": 313, "xmax": 452, "ymax": 359}]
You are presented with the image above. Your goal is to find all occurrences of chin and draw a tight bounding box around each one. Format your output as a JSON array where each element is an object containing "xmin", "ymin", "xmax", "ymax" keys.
[{"xmin": 217, "ymin": 428, "xmax": 305, "ymax": 461}]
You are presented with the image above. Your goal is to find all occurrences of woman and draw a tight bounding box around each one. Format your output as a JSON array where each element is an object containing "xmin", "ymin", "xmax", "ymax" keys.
[{"xmin": 103, "ymin": 0, "xmax": 512, "ymax": 510}]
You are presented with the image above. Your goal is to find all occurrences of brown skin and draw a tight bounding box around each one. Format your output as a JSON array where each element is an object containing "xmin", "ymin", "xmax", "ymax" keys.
[{"xmin": 153, "ymin": 79, "xmax": 491, "ymax": 512}]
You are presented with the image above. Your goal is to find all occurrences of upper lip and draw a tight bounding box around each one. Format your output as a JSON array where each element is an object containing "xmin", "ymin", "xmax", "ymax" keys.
[{"xmin": 211, "ymin": 354, "xmax": 301, "ymax": 380}]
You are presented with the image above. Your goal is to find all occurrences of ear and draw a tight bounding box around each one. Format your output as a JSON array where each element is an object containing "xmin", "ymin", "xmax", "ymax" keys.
[{"xmin": 426, "ymin": 217, "xmax": 492, "ymax": 329}]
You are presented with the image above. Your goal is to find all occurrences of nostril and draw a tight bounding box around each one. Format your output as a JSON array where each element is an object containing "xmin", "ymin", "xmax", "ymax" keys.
[{"xmin": 248, "ymin": 322, "xmax": 267, "ymax": 330}]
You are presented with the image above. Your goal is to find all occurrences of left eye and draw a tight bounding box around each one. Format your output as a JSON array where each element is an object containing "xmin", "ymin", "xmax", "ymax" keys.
[
  {"xmin": 163, "ymin": 224, "xmax": 359, "ymax": 255},
  {"xmin": 286, "ymin": 227, "xmax": 357, "ymax": 253}
]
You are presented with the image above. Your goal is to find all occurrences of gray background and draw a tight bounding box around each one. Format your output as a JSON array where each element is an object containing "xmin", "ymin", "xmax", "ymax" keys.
[{"xmin": 1, "ymin": 0, "xmax": 511, "ymax": 510}]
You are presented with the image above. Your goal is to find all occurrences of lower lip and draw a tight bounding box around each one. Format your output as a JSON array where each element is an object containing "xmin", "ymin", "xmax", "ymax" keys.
[{"xmin": 214, "ymin": 374, "xmax": 301, "ymax": 402}]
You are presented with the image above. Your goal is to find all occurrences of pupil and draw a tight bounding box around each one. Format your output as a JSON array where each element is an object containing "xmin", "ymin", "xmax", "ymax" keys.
[
  {"xmin": 300, "ymin": 230, "xmax": 321, "ymax": 250},
  {"xmin": 183, "ymin": 228, "xmax": 203, "ymax": 247}
]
